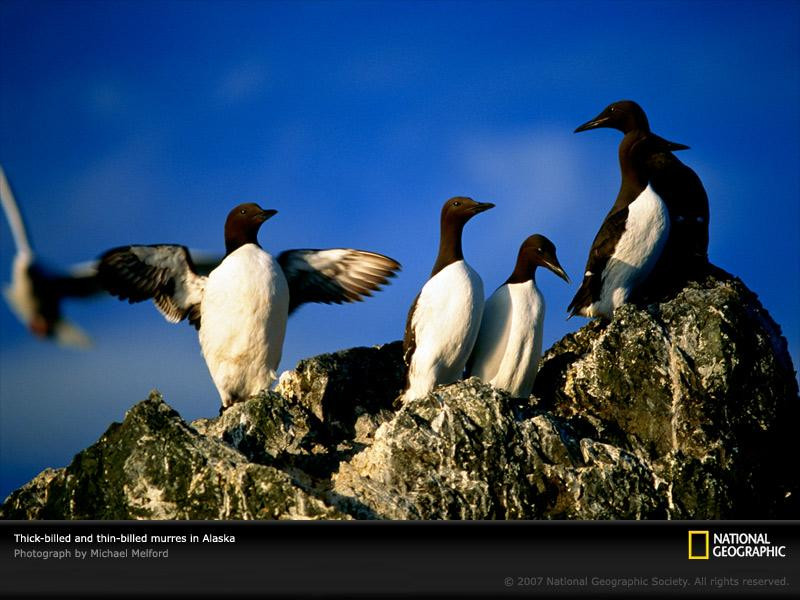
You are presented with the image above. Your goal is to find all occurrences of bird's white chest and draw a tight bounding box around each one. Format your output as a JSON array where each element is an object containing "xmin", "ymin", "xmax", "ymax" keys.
[
  {"xmin": 407, "ymin": 260, "xmax": 484, "ymax": 395},
  {"xmin": 470, "ymin": 281, "xmax": 544, "ymax": 397},
  {"xmin": 199, "ymin": 244, "xmax": 289, "ymax": 405},
  {"xmin": 593, "ymin": 184, "xmax": 670, "ymax": 316}
]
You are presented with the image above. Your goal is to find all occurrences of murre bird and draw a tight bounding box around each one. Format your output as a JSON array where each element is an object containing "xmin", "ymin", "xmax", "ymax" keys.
[
  {"xmin": 568, "ymin": 100, "xmax": 694, "ymax": 318},
  {"xmin": 99, "ymin": 203, "xmax": 400, "ymax": 410},
  {"xmin": 0, "ymin": 165, "xmax": 104, "ymax": 347},
  {"xmin": 638, "ymin": 135, "xmax": 710, "ymax": 300},
  {"xmin": 466, "ymin": 234, "xmax": 569, "ymax": 398},
  {"xmin": 569, "ymin": 100, "xmax": 710, "ymax": 316},
  {"xmin": 400, "ymin": 196, "xmax": 494, "ymax": 402}
]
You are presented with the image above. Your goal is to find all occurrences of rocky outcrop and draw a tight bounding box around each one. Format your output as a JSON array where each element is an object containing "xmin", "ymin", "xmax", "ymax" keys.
[
  {"xmin": 331, "ymin": 379, "xmax": 664, "ymax": 519},
  {"xmin": 2, "ymin": 269, "xmax": 797, "ymax": 519},
  {"xmin": 533, "ymin": 267, "xmax": 799, "ymax": 518},
  {"xmin": 1, "ymin": 393, "xmax": 343, "ymax": 520}
]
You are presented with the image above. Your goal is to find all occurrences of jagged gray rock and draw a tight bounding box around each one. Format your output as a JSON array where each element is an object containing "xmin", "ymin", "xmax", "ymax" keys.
[
  {"xmin": 2, "ymin": 270, "xmax": 797, "ymax": 519},
  {"xmin": 274, "ymin": 341, "xmax": 405, "ymax": 443},
  {"xmin": 329, "ymin": 269, "xmax": 797, "ymax": 519},
  {"xmin": 331, "ymin": 379, "xmax": 665, "ymax": 519},
  {"xmin": 533, "ymin": 268, "xmax": 799, "ymax": 518},
  {"xmin": 0, "ymin": 392, "xmax": 344, "ymax": 519}
]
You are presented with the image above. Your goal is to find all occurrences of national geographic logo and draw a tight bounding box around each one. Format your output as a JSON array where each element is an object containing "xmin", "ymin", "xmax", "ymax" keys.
[{"xmin": 688, "ymin": 530, "xmax": 788, "ymax": 559}]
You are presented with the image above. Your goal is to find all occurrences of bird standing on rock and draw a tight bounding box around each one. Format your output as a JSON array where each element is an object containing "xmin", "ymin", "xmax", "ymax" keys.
[
  {"xmin": 99, "ymin": 203, "xmax": 400, "ymax": 411},
  {"xmin": 400, "ymin": 196, "xmax": 494, "ymax": 403},
  {"xmin": 568, "ymin": 100, "xmax": 710, "ymax": 318},
  {"xmin": 638, "ymin": 137, "xmax": 710, "ymax": 300},
  {"xmin": 467, "ymin": 234, "xmax": 569, "ymax": 398}
]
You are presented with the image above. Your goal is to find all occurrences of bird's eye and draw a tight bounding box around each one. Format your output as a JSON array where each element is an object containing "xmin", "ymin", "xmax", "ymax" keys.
[
  {"xmin": 240, "ymin": 209, "xmax": 247, "ymax": 214},
  {"xmin": 452, "ymin": 201, "xmax": 461, "ymax": 207},
  {"xmin": 609, "ymin": 106, "xmax": 616, "ymax": 112},
  {"xmin": 537, "ymin": 247, "xmax": 544, "ymax": 253}
]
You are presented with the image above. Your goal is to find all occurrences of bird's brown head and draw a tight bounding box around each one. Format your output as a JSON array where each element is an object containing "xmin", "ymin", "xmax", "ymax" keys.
[
  {"xmin": 440, "ymin": 196, "xmax": 495, "ymax": 228},
  {"xmin": 224, "ymin": 203, "xmax": 277, "ymax": 255},
  {"xmin": 508, "ymin": 234, "xmax": 570, "ymax": 284},
  {"xmin": 575, "ymin": 100, "xmax": 650, "ymax": 135}
]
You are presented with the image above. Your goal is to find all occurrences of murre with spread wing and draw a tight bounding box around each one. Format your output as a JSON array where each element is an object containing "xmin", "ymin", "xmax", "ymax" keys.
[{"xmin": 99, "ymin": 203, "xmax": 400, "ymax": 411}]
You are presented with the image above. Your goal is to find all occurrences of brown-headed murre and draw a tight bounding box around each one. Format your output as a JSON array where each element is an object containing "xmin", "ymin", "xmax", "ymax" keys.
[
  {"xmin": 400, "ymin": 197, "xmax": 494, "ymax": 402},
  {"xmin": 638, "ymin": 130, "xmax": 710, "ymax": 299},
  {"xmin": 466, "ymin": 234, "xmax": 569, "ymax": 397},
  {"xmin": 99, "ymin": 203, "xmax": 401, "ymax": 410},
  {"xmin": 568, "ymin": 100, "xmax": 710, "ymax": 317},
  {"xmin": 0, "ymin": 165, "xmax": 104, "ymax": 347}
]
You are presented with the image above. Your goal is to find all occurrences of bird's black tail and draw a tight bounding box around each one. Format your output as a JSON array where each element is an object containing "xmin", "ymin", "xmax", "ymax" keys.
[{"xmin": 567, "ymin": 279, "xmax": 592, "ymax": 318}]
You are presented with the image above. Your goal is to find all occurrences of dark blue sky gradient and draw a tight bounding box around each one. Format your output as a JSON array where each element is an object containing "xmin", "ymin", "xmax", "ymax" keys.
[{"xmin": 1, "ymin": 0, "xmax": 798, "ymax": 500}]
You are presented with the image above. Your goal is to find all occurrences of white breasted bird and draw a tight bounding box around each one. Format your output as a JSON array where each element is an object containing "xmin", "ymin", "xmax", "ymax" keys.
[
  {"xmin": 0, "ymin": 165, "xmax": 104, "ymax": 347},
  {"xmin": 401, "ymin": 196, "xmax": 495, "ymax": 402},
  {"xmin": 466, "ymin": 234, "xmax": 569, "ymax": 398},
  {"xmin": 99, "ymin": 203, "xmax": 400, "ymax": 411},
  {"xmin": 568, "ymin": 101, "xmax": 687, "ymax": 318}
]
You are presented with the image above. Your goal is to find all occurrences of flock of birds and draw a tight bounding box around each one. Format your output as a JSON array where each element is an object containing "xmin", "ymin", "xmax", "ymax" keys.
[{"xmin": 1, "ymin": 100, "xmax": 709, "ymax": 412}]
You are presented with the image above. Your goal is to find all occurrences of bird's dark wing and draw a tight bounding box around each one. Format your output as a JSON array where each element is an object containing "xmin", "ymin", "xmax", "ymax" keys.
[
  {"xmin": 399, "ymin": 292, "xmax": 421, "ymax": 397},
  {"xmin": 402, "ymin": 293, "xmax": 421, "ymax": 368},
  {"xmin": 98, "ymin": 244, "xmax": 206, "ymax": 329},
  {"xmin": 43, "ymin": 261, "xmax": 106, "ymax": 298},
  {"xmin": 277, "ymin": 248, "xmax": 401, "ymax": 314},
  {"xmin": 567, "ymin": 207, "xmax": 629, "ymax": 316},
  {"xmin": 52, "ymin": 273, "xmax": 105, "ymax": 298}
]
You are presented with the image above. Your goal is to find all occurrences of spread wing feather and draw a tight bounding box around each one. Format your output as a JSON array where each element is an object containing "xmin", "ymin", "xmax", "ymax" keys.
[
  {"xmin": 0, "ymin": 165, "xmax": 32, "ymax": 255},
  {"xmin": 2, "ymin": 167, "xmax": 107, "ymax": 300},
  {"xmin": 98, "ymin": 244, "xmax": 206, "ymax": 329},
  {"xmin": 52, "ymin": 264, "xmax": 105, "ymax": 298},
  {"xmin": 277, "ymin": 248, "xmax": 401, "ymax": 314}
]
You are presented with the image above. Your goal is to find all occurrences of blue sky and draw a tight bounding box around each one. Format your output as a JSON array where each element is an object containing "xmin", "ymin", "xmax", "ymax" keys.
[{"xmin": 1, "ymin": 0, "xmax": 798, "ymax": 501}]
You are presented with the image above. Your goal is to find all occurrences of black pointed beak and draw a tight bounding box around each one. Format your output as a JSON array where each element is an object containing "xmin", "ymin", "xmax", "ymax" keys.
[
  {"xmin": 259, "ymin": 209, "xmax": 278, "ymax": 221},
  {"xmin": 544, "ymin": 259, "xmax": 570, "ymax": 283},
  {"xmin": 574, "ymin": 115, "xmax": 610, "ymax": 133},
  {"xmin": 470, "ymin": 202, "xmax": 495, "ymax": 214}
]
